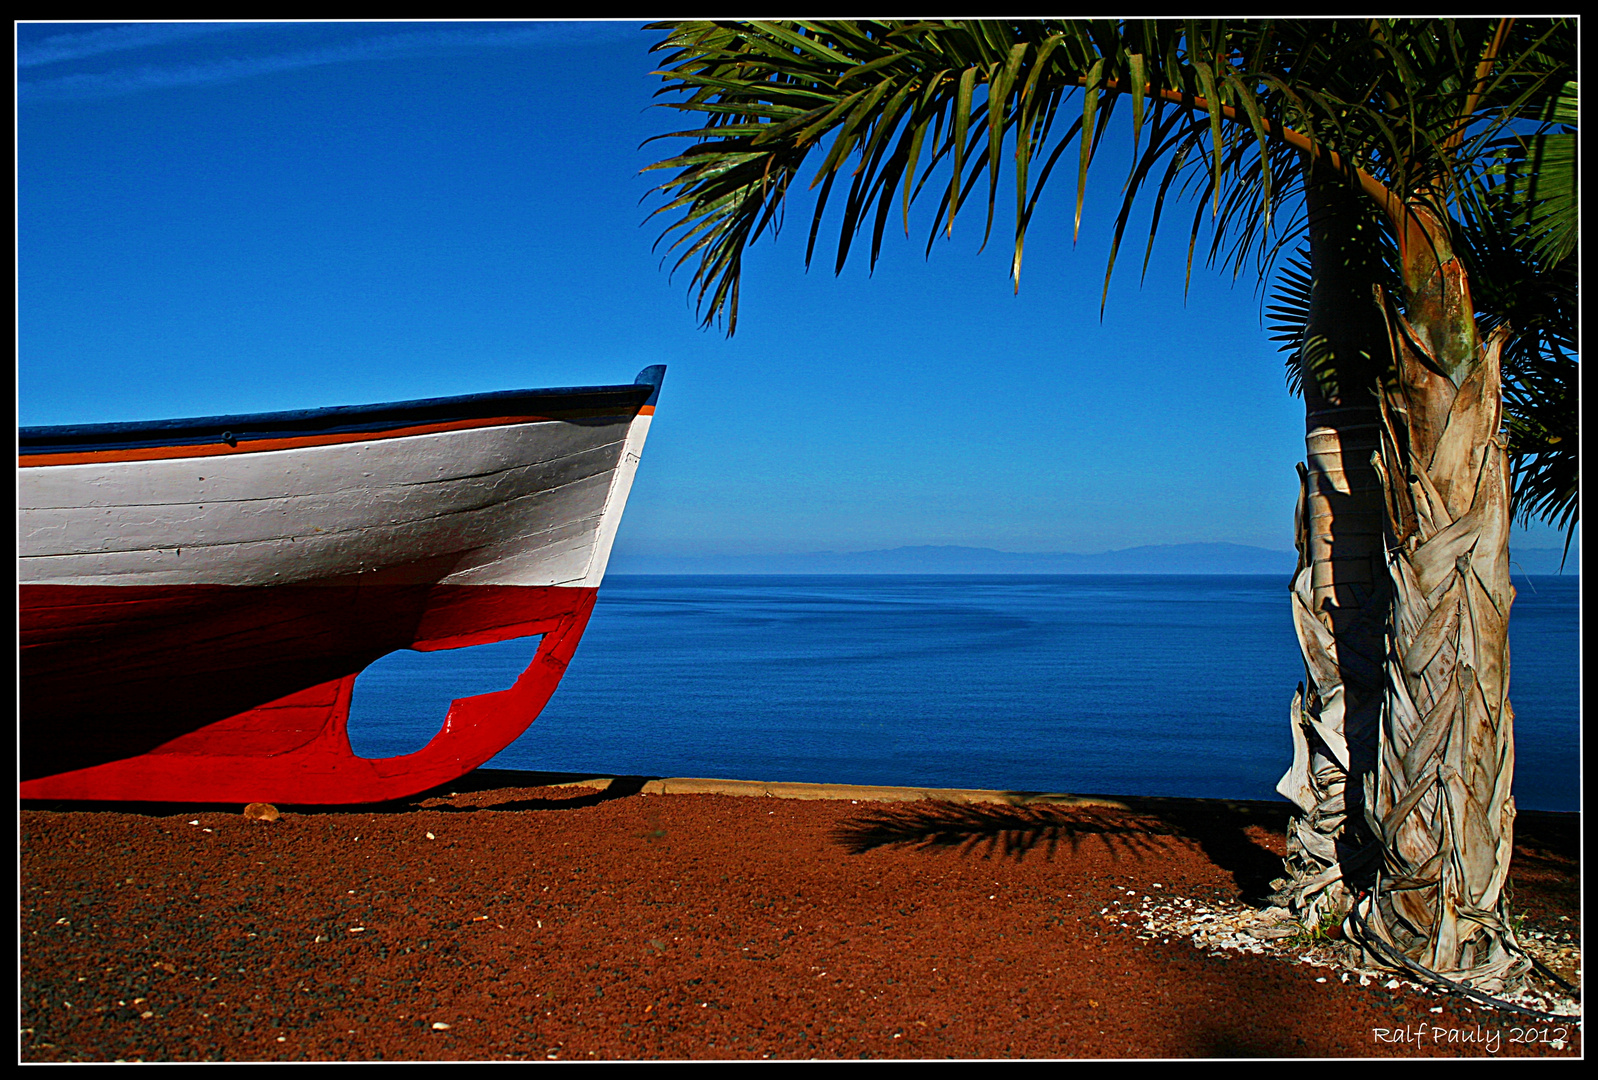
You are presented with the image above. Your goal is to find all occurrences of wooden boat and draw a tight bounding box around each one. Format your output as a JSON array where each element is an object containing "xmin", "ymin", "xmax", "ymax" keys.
[{"xmin": 19, "ymin": 367, "xmax": 664, "ymax": 805}]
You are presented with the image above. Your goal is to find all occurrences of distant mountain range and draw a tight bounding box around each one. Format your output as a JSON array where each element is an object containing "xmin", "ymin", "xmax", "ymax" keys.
[
  {"xmin": 610, "ymin": 542, "xmax": 1579, "ymax": 577},
  {"xmin": 1508, "ymin": 546, "xmax": 1581, "ymax": 577}
]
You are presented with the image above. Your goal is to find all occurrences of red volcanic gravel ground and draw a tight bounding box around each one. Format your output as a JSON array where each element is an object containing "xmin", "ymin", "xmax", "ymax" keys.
[{"xmin": 21, "ymin": 773, "xmax": 1582, "ymax": 1061}]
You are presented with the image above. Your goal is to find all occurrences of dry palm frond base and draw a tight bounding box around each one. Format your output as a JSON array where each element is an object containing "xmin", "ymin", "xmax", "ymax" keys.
[{"xmin": 1115, "ymin": 888, "xmax": 1580, "ymax": 1025}]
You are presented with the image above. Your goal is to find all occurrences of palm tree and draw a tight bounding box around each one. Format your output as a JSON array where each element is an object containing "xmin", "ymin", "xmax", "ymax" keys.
[{"xmin": 641, "ymin": 19, "xmax": 1576, "ymax": 992}]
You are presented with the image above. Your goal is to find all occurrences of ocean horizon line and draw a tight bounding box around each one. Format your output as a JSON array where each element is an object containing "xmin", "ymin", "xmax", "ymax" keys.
[{"xmin": 608, "ymin": 541, "xmax": 1579, "ymax": 577}]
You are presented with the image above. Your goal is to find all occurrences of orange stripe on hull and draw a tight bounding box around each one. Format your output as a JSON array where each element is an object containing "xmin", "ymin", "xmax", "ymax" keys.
[{"xmin": 16, "ymin": 411, "xmax": 631, "ymax": 467}]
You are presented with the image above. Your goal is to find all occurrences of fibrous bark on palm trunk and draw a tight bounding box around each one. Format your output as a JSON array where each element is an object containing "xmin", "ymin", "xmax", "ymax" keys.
[
  {"xmin": 1359, "ymin": 273, "xmax": 1526, "ymax": 991},
  {"xmin": 1276, "ymin": 407, "xmax": 1387, "ymax": 926},
  {"xmin": 1274, "ymin": 177, "xmax": 1390, "ymax": 927}
]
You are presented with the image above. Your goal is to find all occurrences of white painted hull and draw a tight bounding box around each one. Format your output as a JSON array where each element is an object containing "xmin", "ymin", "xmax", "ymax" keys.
[{"xmin": 21, "ymin": 410, "xmax": 653, "ymax": 590}]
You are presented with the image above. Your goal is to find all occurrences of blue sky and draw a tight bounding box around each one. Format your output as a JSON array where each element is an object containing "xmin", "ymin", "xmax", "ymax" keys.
[{"xmin": 17, "ymin": 20, "xmax": 1573, "ymax": 559}]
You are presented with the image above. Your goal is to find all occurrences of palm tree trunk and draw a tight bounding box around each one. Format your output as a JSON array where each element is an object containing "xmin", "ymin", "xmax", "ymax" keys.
[
  {"xmin": 1277, "ymin": 189, "xmax": 1525, "ymax": 991},
  {"xmin": 1276, "ymin": 405, "xmax": 1388, "ymax": 923},
  {"xmin": 1274, "ymin": 176, "xmax": 1390, "ymax": 925},
  {"xmin": 1357, "ymin": 203, "xmax": 1526, "ymax": 991}
]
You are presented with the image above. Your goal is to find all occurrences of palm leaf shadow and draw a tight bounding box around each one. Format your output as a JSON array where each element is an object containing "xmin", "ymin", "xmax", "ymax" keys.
[
  {"xmin": 833, "ymin": 796, "xmax": 1292, "ymax": 902},
  {"xmin": 832, "ymin": 801, "xmax": 1182, "ymax": 862}
]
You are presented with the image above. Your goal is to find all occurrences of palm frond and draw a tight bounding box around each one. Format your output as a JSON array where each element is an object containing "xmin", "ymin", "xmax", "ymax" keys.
[
  {"xmin": 1452, "ymin": 171, "xmax": 1579, "ymax": 548},
  {"xmin": 642, "ymin": 17, "xmax": 1579, "ymax": 488},
  {"xmin": 645, "ymin": 19, "xmax": 1574, "ymax": 335},
  {"xmin": 1268, "ymin": 247, "xmax": 1316, "ymax": 397}
]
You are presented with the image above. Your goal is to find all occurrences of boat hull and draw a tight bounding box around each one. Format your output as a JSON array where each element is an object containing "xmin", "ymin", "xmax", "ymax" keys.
[{"xmin": 19, "ymin": 369, "xmax": 662, "ymax": 804}]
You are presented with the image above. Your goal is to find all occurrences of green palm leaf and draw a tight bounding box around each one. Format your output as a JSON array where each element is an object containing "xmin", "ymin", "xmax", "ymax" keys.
[
  {"xmin": 1454, "ymin": 168, "xmax": 1579, "ymax": 554},
  {"xmin": 646, "ymin": 20, "xmax": 1572, "ymax": 328}
]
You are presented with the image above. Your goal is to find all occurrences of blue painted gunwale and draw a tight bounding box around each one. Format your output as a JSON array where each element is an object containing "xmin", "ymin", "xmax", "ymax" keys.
[{"xmin": 20, "ymin": 366, "xmax": 666, "ymax": 457}]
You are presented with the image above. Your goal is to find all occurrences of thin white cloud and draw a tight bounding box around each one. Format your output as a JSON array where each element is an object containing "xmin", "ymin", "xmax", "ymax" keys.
[
  {"xmin": 17, "ymin": 22, "xmax": 261, "ymax": 68},
  {"xmin": 18, "ymin": 21, "xmax": 633, "ymax": 102}
]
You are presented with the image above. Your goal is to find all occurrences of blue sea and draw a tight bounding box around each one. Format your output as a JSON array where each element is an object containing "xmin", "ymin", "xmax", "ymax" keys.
[{"xmin": 346, "ymin": 575, "xmax": 1581, "ymax": 812}]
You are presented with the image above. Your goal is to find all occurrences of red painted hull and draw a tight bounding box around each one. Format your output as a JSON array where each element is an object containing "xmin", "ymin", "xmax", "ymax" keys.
[{"xmin": 19, "ymin": 583, "xmax": 597, "ymax": 804}]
